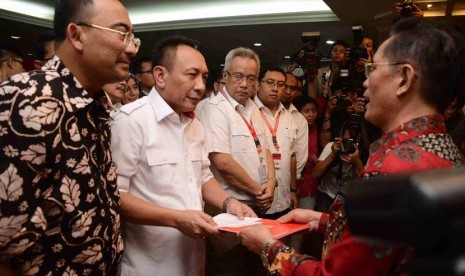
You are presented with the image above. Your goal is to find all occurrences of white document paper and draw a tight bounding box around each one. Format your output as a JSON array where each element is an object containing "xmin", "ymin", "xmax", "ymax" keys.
[{"xmin": 213, "ymin": 213, "xmax": 261, "ymax": 228}]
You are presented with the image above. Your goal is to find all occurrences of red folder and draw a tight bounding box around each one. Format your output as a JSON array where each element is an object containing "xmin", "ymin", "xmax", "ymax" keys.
[{"xmin": 218, "ymin": 218, "xmax": 310, "ymax": 239}]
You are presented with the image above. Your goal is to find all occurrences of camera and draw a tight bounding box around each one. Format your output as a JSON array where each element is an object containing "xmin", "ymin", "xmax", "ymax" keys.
[
  {"xmin": 349, "ymin": 26, "xmax": 369, "ymax": 62},
  {"xmin": 291, "ymin": 32, "xmax": 321, "ymax": 72},
  {"xmin": 400, "ymin": 0, "xmax": 414, "ymax": 17},
  {"xmin": 336, "ymin": 94, "xmax": 352, "ymax": 110},
  {"xmin": 340, "ymin": 138, "xmax": 356, "ymax": 154}
]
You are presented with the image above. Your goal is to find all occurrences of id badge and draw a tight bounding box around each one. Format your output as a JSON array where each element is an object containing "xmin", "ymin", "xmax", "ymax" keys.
[
  {"xmin": 258, "ymin": 164, "xmax": 267, "ymax": 184},
  {"xmin": 272, "ymin": 153, "xmax": 282, "ymax": 169}
]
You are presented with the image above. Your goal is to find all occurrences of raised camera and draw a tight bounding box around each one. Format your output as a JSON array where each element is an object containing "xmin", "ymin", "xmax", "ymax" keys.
[
  {"xmin": 400, "ymin": 0, "xmax": 414, "ymax": 17},
  {"xmin": 340, "ymin": 138, "xmax": 356, "ymax": 154}
]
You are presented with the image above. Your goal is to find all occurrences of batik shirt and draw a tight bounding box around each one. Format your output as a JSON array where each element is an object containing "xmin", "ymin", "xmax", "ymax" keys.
[
  {"xmin": 0, "ymin": 56, "xmax": 123, "ymax": 275},
  {"xmin": 263, "ymin": 114, "xmax": 463, "ymax": 275}
]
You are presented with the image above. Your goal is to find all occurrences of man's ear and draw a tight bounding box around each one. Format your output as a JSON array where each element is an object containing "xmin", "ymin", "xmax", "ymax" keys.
[
  {"xmin": 67, "ymin": 23, "xmax": 84, "ymax": 52},
  {"xmin": 222, "ymin": 70, "xmax": 227, "ymax": 80},
  {"xmin": 396, "ymin": 63, "xmax": 416, "ymax": 97},
  {"xmin": 152, "ymin": 65, "xmax": 166, "ymax": 89}
]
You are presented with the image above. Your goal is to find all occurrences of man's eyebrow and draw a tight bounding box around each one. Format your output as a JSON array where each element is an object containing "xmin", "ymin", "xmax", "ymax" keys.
[{"xmin": 110, "ymin": 22, "xmax": 131, "ymax": 32}]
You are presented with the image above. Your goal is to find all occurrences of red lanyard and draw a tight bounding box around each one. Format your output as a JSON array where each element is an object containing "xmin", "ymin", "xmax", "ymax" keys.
[
  {"xmin": 259, "ymin": 111, "xmax": 280, "ymax": 150},
  {"xmin": 219, "ymin": 89, "xmax": 263, "ymax": 157},
  {"xmin": 237, "ymin": 111, "xmax": 263, "ymax": 155}
]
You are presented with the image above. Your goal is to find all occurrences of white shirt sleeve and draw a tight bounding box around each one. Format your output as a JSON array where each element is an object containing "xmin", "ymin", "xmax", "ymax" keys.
[
  {"xmin": 110, "ymin": 113, "xmax": 143, "ymax": 192},
  {"xmin": 294, "ymin": 113, "xmax": 309, "ymax": 180},
  {"xmin": 318, "ymin": 142, "xmax": 334, "ymax": 161},
  {"xmin": 198, "ymin": 104, "xmax": 232, "ymax": 154}
]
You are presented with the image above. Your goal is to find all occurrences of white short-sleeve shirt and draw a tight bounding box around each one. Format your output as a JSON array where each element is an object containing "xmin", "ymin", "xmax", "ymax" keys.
[
  {"xmin": 287, "ymin": 103, "xmax": 309, "ymax": 180},
  {"xmin": 197, "ymin": 88, "xmax": 269, "ymax": 201},
  {"xmin": 254, "ymin": 97, "xmax": 297, "ymax": 214},
  {"xmin": 111, "ymin": 89, "xmax": 213, "ymax": 276}
]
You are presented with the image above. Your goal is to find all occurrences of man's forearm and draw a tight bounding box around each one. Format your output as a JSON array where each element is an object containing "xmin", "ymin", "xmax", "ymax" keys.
[
  {"xmin": 202, "ymin": 178, "xmax": 232, "ymax": 211},
  {"xmin": 120, "ymin": 192, "xmax": 181, "ymax": 228},
  {"xmin": 209, "ymin": 152, "xmax": 261, "ymax": 195}
]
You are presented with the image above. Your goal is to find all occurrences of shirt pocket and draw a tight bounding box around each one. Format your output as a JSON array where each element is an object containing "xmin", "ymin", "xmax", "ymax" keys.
[
  {"xmin": 230, "ymin": 125, "xmax": 255, "ymax": 153},
  {"xmin": 146, "ymin": 149, "xmax": 178, "ymax": 191}
]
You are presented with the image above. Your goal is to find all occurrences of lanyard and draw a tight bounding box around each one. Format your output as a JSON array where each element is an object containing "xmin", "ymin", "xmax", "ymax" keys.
[
  {"xmin": 237, "ymin": 111, "xmax": 263, "ymax": 157},
  {"xmin": 259, "ymin": 111, "xmax": 280, "ymax": 150},
  {"xmin": 220, "ymin": 89, "xmax": 264, "ymax": 159}
]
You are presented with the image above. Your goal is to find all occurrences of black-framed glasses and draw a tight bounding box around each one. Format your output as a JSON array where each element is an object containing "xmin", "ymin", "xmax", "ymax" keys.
[
  {"xmin": 1, "ymin": 58, "xmax": 24, "ymax": 68},
  {"xmin": 261, "ymin": 79, "xmax": 285, "ymax": 89},
  {"xmin": 364, "ymin": 62, "xmax": 405, "ymax": 78},
  {"xmin": 225, "ymin": 70, "xmax": 257, "ymax": 85},
  {"xmin": 76, "ymin": 23, "xmax": 141, "ymax": 52}
]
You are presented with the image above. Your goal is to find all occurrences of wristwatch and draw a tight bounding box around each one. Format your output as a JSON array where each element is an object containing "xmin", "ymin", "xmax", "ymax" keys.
[{"xmin": 261, "ymin": 237, "xmax": 278, "ymax": 269}]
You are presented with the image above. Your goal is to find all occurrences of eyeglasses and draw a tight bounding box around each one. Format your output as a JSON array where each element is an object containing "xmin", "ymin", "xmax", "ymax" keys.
[
  {"xmin": 1, "ymin": 58, "xmax": 24, "ymax": 68},
  {"xmin": 261, "ymin": 79, "xmax": 285, "ymax": 89},
  {"xmin": 284, "ymin": 84, "xmax": 301, "ymax": 92},
  {"xmin": 215, "ymin": 81, "xmax": 225, "ymax": 85},
  {"xmin": 225, "ymin": 70, "xmax": 258, "ymax": 85},
  {"xmin": 364, "ymin": 62, "xmax": 405, "ymax": 78},
  {"xmin": 76, "ymin": 23, "xmax": 141, "ymax": 52}
]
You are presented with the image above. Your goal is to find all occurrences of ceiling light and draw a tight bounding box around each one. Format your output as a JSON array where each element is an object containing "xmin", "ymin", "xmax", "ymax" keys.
[
  {"xmin": 254, "ymin": 43, "xmax": 262, "ymax": 47},
  {"xmin": 326, "ymin": 40, "xmax": 334, "ymax": 44},
  {"xmin": 427, "ymin": 4, "xmax": 433, "ymax": 8},
  {"xmin": 27, "ymin": 53, "xmax": 33, "ymax": 56},
  {"xmin": 11, "ymin": 36, "xmax": 21, "ymax": 39},
  {"xmin": 284, "ymin": 56, "xmax": 291, "ymax": 59},
  {"xmin": 220, "ymin": 64, "xmax": 225, "ymax": 67}
]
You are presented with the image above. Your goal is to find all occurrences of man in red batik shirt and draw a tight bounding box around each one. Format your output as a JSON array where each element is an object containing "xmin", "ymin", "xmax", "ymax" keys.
[{"xmin": 239, "ymin": 18, "xmax": 464, "ymax": 276}]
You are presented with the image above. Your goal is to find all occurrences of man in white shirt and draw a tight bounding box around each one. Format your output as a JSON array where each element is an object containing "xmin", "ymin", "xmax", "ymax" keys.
[
  {"xmin": 282, "ymin": 72, "xmax": 309, "ymax": 186},
  {"xmin": 111, "ymin": 36, "xmax": 254, "ymax": 276},
  {"xmin": 255, "ymin": 67, "xmax": 298, "ymax": 219},
  {"xmin": 197, "ymin": 47, "xmax": 275, "ymax": 275}
]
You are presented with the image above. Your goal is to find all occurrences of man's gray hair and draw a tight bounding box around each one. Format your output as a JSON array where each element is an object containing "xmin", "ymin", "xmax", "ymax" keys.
[{"xmin": 224, "ymin": 47, "xmax": 260, "ymax": 74}]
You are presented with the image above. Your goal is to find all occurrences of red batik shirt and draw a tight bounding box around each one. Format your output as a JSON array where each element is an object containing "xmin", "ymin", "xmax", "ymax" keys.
[{"xmin": 264, "ymin": 114, "xmax": 463, "ymax": 276}]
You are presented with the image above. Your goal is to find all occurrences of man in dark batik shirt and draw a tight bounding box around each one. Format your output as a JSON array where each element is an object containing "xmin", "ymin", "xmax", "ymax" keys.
[
  {"xmin": 239, "ymin": 18, "xmax": 464, "ymax": 276},
  {"xmin": 0, "ymin": 0, "xmax": 139, "ymax": 274}
]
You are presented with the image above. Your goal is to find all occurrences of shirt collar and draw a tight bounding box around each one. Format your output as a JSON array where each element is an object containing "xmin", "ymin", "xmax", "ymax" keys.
[
  {"xmin": 254, "ymin": 96, "xmax": 285, "ymax": 118},
  {"xmin": 288, "ymin": 103, "xmax": 298, "ymax": 113},
  {"xmin": 44, "ymin": 55, "xmax": 106, "ymax": 114},
  {"xmin": 220, "ymin": 86, "xmax": 255, "ymax": 113},
  {"xmin": 371, "ymin": 114, "xmax": 446, "ymax": 153},
  {"xmin": 149, "ymin": 88, "xmax": 195, "ymax": 123}
]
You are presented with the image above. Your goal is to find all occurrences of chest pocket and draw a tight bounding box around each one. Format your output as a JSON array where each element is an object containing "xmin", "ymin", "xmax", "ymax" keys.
[
  {"xmin": 230, "ymin": 124, "xmax": 255, "ymax": 153},
  {"xmin": 146, "ymin": 149, "xmax": 178, "ymax": 190}
]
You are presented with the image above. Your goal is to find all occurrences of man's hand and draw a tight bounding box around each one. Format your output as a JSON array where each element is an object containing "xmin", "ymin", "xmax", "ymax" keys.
[
  {"xmin": 325, "ymin": 95, "xmax": 337, "ymax": 114},
  {"xmin": 226, "ymin": 199, "xmax": 258, "ymax": 219},
  {"xmin": 239, "ymin": 224, "xmax": 274, "ymax": 255},
  {"xmin": 256, "ymin": 181, "xmax": 275, "ymax": 210},
  {"xmin": 173, "ymin": 210, "xmax": 219, "ymax": 238},
  {"xmin": 352, "ymin": 97, "xmax": 366, "ymax": 114},
  {"xmin": 340, "ymin": 146, "xmax": 361, "ymax": 164},
  {"xmin": 277, "ymin": 208, "xmax": 323, "ymax": 230}
]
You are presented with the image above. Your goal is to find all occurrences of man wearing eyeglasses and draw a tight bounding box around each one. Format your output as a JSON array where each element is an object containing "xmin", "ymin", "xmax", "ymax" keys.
[
  {"xmin": 197, "ymin": 47, "xmax": 275, "ymax": 275},
  {"xmin": 0, "ymin": 46, "xmax": 25, "ymax": 83},
  {"xmin": 132, "ymin": 56, "xmax": 155, "ymax": 96},
  {"xmin": 254, "ymin": 67, "xmax": 299, "ymax": 219},
  {"xmin": 238, "ymin": 18, "xmax": 464, "ymax": 276},
  {"xmin": 0, "ymin": 0, "xmax": 138, "ymax": 275}
]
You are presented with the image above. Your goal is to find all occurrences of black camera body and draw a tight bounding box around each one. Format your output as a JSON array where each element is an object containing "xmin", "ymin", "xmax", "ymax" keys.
[
  {"xmin": 400, "ymin": 0, "xmax": 414, "ymax": 17},
  {"xmin": 292, "ymin": 32, "xmax": 321, "ymax": 72},
  {"xmin": 336, "ymin": 94, "xmax": 352, "ymax": 110},
  {"xmin": 349, "ymin": 26, "xmax": 369, "ymax": 62},
  {"xmin": 340, "ymin": 138, "xmax": 356, "ymax": 154}
]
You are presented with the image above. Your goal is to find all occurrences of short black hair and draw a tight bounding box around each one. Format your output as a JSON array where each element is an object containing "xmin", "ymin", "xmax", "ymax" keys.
[
  {"xmin": 295, "ymin": 96, "xmax": 318, "ymax": 112},
  {"xmin": 151, "ymin": 35, "xmax": 202, "ymax": 70},
  {"xmin": 130, "ymin": 56, "xmax": 152, "ymax": 74},
  {"xmin": 386, "ymin": 18, "xmax": 465, "ymax": 112},
  {"xmin": 330, "ymin": 40, "xmax": 349, "ymax": 53},
  {"xmin": 259, "ymin": 67, "xmax": 286, "ymax": 82},
  {"xmin": 54, "ymin": 0, "xmax": 94, "ymax": 42},
  {"xmin": 34, "ymin": 31, "xmax": 55, "ymax": 60}
]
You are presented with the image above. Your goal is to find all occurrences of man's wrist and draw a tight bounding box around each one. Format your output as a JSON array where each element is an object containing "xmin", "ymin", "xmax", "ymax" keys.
[{"xmin": 222, "ymin": 196, "xmax": 235, "ymax": 212}]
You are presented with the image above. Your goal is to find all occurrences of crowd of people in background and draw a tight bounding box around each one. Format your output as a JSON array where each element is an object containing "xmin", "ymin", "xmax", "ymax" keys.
[{"xmin": 0, "ymin": 0, "xmax": 464, "ymax": 275}]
